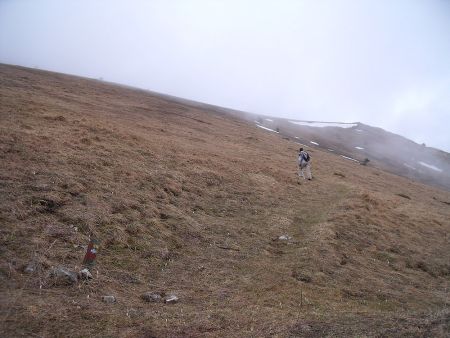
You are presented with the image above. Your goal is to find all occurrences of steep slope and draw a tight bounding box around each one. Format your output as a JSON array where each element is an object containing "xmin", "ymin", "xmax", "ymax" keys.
[{"xmin": 1, "ymin": 64, "xmax": 449, "ymax": 337}]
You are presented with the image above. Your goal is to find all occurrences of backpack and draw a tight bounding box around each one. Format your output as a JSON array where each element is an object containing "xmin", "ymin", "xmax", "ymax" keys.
[{"xmin": 303, "ymin": 152, "xmax": 310, "ymax": 162}]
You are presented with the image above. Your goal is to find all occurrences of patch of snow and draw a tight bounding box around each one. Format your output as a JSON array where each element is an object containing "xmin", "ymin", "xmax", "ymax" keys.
[
  {"xmin": 341, "ymin": 155, "xmax": 359, "ymax": 163},
  {"xmin": 289, "ymin": 121, "xmax": 357, "ymax": 128},
  {"xmin": 265, "ymin": 118, "xmax": 273, "ymax": 122},
  {"xmin": 355, "ymin": 146, "xmax": 364, "ymax": 150},
  {"xmin": 419, "ymin": 162, "xmax": 443, "ymax": 172},
  {"xmin": 328, "ymin": 149, "xmax": 334, "ymax": 152},
  {"xmin": 254, "ymin": 120, "xmax": 260, "ymax": 124},
  {"xmin": 256, "ymin": 125, "xmax": 279, "ymax": 133},
  {"xmin": 310, "ymin": 141, "xmax": 319, "ymax": 145},
  {"xmin": 355, "ymin": 129, "xmax": 363, "ymax": 132},
  {"xmin": 403, "ymin": 163, "xmax": 416, "ymax": 170},
  {"xmin": 294, "ymin": 136, "xmax": 299, "ymax": 139}
]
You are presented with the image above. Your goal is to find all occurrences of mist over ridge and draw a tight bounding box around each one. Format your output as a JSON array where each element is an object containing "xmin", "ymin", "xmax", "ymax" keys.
[{"xmin": 1, "ymin": 0, "xmax": 449, "ymax": 152}]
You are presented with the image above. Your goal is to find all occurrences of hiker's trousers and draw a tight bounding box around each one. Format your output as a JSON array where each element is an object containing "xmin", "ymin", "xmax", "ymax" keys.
[{"xmin": 298, "ymin": 163, "xmax": 312, "ymax": 180}]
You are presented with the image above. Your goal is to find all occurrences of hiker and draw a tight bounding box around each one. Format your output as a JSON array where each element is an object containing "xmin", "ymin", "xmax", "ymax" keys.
[{"xmin": 298, "ymin": 147, "xmax": 312, "ymax": 180}]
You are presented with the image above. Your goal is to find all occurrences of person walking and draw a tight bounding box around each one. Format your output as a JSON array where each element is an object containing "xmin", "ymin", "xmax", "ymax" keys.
[{"xmin": 298, "ymin": 147, "xmax": 312, "ymax": 180}]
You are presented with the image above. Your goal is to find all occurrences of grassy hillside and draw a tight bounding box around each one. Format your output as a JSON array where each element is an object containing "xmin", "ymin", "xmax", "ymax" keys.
[{"xmin": 1, "ymin": 64, "xmax": 449, "ymax": 337}]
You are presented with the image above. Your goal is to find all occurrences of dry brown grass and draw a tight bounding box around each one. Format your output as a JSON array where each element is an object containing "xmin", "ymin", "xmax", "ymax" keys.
[{"xmin": 1, "ymin": 64, "xmax": 449, "ymax": 337}]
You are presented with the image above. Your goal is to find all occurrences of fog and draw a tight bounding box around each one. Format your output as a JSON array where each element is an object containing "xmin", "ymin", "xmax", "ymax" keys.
[{"xmin": 1, "ymin": 0, "xmax": 449, "ymax": 152}]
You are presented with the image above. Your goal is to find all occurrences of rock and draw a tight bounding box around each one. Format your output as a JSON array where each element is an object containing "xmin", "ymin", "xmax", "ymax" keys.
[
  {"xmin": 292, "ymin": 271, "xmax": 312, "ymax": 283},
  {"xmin": 126, "ymin": 308, "xmax": 139, "ymax": 318},
  {"xmin": 299, "ymin": 324, "xmax": 312, "ymax": 332},
  {"xmin": 141, "ymin": 292, "xmax": 162, "ymax": 303},
  {"xmin": 102, "ymin": 295, "xmax": 116, "ymax": 303},
  {"xmin": 49, "ymin": 266, "xmax": 78, "ymax": 285},
  {"xmin": 164, "ymin": 294, "xmax": 179, "ymax": 304},
  {"xmin": 79, "ymin": 268, "xmax": 93, "ymax": 280},
  {"xmin": 278, "ymin": 235, "xmax": 292, "ymax": 241},
  {"xmin": 24, "ymin": 262, "xmax": 36, "ymax": 274}
]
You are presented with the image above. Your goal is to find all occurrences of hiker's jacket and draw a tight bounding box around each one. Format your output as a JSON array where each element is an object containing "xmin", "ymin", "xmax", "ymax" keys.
[{"xmin": 298, "ymin": 151, "xmax": 310, "ymax": 168}]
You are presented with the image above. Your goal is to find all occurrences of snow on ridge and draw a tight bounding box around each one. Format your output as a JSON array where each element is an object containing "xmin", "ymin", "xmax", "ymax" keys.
[
  {"xmin": 355, "ymin": 129, "xmax": 363, "ymax": 132},
  {"xmin": 328, "ymin": 149, "xmax": 334, "ymax": 152},
  {"xmin": 310, "ymin": 141, "xmax": 319, "ymax": 145},
  {"xmin": 289, "ymin": 121, "xmax": 357, "ymax": 128},
  {"xmin": 265, "ymin": 118, "xmax": 273, "ymax": 122},
  {"xmin": 419, "ymin": 161, "xmax": 443, "ymax": 172},
  {"xmin": 355, "ymin": 146, "xmax": 364, "ymax": 150},
  {"xmin": 256, "ymin": 124, "xmax": 279, "ymax": 133},
  {"xmin": 403, "ymin": 163, "xmax": 416, "ymax": 170},
  {"xmin": 341, "ymin": 155, "xmax": 359, "ymax": 163}
]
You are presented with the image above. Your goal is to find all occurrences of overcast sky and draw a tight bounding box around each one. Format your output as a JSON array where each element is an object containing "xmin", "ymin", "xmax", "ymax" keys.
[{"xmin": 1, "ymin": 0, "xmax": 449, "ymax": 151}]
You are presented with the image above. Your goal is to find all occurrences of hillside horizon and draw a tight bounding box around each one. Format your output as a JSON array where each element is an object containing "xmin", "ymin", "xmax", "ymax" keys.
[
  {"xmin": 4, "ymin": 63, "xmax": 449, "ymax": 155},
  {"xmin": 1, "ymin": 64, "xmax": 449, "ymax": 337}
]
